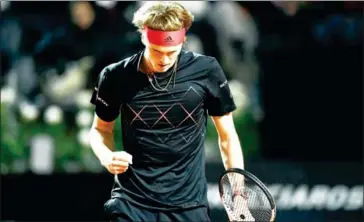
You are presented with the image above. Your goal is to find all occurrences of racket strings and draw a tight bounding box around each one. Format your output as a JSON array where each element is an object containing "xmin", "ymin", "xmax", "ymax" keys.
[{"xmin": 220, "ymin": 172, "xmax": 273, "ymax": 221}]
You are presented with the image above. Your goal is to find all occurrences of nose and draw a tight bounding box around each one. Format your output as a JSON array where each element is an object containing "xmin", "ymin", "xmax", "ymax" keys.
[{"xmin": 160, "ymin": 56, "xmax": 170, "ymax": 65}]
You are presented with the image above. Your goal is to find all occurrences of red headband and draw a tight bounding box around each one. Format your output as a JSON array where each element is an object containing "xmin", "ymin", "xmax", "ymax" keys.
[{"xmin": 145, "ymin": 27, "xmax": 186, "ymax": 46}]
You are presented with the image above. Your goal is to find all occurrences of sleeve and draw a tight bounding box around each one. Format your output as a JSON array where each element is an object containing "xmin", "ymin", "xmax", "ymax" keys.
[
  {"xmin": 205, "ymin": 58, "xmax": 237, "ymax": 116},
  {"xmin": 90, "ymin": 66, "xmax": 122, "ymax": 122}
]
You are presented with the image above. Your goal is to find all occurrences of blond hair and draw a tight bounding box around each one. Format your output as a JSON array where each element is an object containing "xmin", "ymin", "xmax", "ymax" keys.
[{"xmin": 132, "ymin": 1, "xmax": 194, "ymax": 32}]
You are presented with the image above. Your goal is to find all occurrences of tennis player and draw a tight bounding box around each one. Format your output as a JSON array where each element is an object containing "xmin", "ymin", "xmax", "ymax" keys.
[{"xmin": 89, "ymin": 2, "xmax": 249, "ymax": 221}]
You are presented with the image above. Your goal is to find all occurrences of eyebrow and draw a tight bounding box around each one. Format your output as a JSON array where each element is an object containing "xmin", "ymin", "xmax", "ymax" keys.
[{"xmin": 153, "ymin": 48, "xmax": 177, "ymax": 54}]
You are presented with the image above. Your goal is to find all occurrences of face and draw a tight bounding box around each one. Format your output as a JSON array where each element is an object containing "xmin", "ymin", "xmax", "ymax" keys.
[{"xmin": 143, "ymin": 39, "xmax": 183, "ymax": 73}]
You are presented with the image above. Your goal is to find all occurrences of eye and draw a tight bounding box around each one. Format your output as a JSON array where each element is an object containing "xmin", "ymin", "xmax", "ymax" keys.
[
  {"xmin": 168, "ymin": 51, "xmax": 177, "ymax": 56},
  {"xmin": 152, "ymin": 49, "xmax": 177, "ymax": 57},
  {"xmin": 152, "ymin": 49, "xmax": 162, "ymax": 56}
]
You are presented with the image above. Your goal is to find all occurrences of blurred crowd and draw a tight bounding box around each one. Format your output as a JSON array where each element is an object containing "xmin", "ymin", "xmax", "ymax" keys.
[
  {"xmin": 1, "ymin": 4, "xmax": 362, "ymax": 222},
  {"xmin": 1, "ymin": 1, "xmax": 362, "ymax": 122},
  {"xmin": 0, "ymin": 1, "xmax": 363, "ymax": 171}
]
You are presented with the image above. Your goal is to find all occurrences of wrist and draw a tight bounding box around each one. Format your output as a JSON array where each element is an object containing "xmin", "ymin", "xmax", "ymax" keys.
[{"xmin": 99, "ymin": 149, "xmax": 113, "ymax": 166}]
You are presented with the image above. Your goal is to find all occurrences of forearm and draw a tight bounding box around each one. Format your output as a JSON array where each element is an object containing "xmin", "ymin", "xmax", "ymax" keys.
[
  {"xmin": 89, "ymin": 128, "xmax": 115, "ymax": 165},
  {"xmin": 219, "ymin": 133, "xmax": 245, "ymax": 170}
]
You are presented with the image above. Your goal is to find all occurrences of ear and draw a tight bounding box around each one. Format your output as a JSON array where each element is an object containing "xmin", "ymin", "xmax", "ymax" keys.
[
  {"xmin": 140, "ymin": 31, "xmax": 147, "ymax": 46},
  {"xmin": 182, "ymin": 36, "xmax": 188, "ymax": 48}
]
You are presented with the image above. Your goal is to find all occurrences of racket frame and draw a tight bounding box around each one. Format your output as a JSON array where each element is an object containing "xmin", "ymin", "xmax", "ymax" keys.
[{"xmin": 218, "ymin": 168, "xmax": 277, "ymax": 221}]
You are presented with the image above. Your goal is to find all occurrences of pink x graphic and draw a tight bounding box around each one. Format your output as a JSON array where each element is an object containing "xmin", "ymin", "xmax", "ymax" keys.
[
  {"xmin": 127, "ymin": 103, "xmax": 150, "ymax": 128},
  {"xmin": 152, "ymin": 104, "xmax": 175, "ymax": 128},
  {"xmin": 126, "ymin": 86, "xmax": 205, "ymax": 143},
  {"xmin": 175, "ymin": 102, "xmax": 202, "ymax": 128}
]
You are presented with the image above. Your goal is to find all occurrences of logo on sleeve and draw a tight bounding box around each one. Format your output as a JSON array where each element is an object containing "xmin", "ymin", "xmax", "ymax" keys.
[
  {"xmin": 219, "ymin": 80, "xmax": 228, "ymax": 88},
  {"xmin": 97, "ymin": 96, "xmax": 109, "ymax": 107}
]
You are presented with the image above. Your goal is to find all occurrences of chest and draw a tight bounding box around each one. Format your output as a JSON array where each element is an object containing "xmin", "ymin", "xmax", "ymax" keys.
[{"xmin": 121, "ymin": 80, "xmax": 207, "ymax": 129}]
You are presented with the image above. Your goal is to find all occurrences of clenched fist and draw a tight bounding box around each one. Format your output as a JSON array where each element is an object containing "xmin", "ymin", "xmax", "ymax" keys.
[{"xmin": 101, "ymin": 151, "xmax": 133, "ymax": 174}]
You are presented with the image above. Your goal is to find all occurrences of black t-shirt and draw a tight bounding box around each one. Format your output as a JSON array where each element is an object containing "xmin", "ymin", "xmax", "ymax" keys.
[{"xmin": 90, "ymin": 49, "xmax": 236, "ymax": 210}]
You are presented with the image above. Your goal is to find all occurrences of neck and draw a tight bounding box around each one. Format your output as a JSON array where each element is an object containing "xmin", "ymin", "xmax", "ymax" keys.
[{"xmin": 141, "ymin": 51, "xmax": 157, "ymax": 75}]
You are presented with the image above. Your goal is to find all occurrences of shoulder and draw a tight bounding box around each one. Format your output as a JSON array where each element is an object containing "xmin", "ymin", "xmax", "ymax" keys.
[
  {"xmin": 103, "ymin": 53, "xmax": 139, "ymax": 73},
  {"xmin": 100, "ymin": 53, "xmax": 139, "ymax": 81},
  {"xmin": 181, "ymin": 50, "xmax": 216, "ymax": 63},
  {"xmin": 180, "ymin": 50, "xmax": 220, "ymax": 71},
  {"xmin": 188, "ymin": 53, "xmax": 226, "ymax": 82}
]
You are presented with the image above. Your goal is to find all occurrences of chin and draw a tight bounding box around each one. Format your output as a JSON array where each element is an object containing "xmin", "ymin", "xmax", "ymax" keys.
[{"xmin": 156, "ymin": 66, "xmax": 170, "ymax": 72}]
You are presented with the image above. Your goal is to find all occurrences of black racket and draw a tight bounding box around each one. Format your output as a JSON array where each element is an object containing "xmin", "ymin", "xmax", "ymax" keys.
[{"xmin": 219, "ymin": 168, "xmax": 276, "ymax": 222}]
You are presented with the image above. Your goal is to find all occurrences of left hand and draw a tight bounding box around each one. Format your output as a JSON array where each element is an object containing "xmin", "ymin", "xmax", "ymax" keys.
[
  {"xmin": 228, "ymin": 173, "xmax": 255, "ymax": 222},
  {"xmin": 232, "ymin": 195, "xmax": 255, "ymax": 222}
]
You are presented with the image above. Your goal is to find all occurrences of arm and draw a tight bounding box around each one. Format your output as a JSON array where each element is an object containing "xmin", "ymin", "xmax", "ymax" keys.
[
  {"xmin": 89, "ymin": 114, "xmax": 115, "ymax": 166},
  {"xmin": 89, "ymin": 65, "xmax": 131, "ymax": 174},
  {"xmin": 211, "ymin": 112, "xmax": 244, "ymax": 170},
  {"xmin": 205, "ymin": 58, "xmax": 242, "ymax": 169},
  {"xmin": 212, "ymin": 113, "xmax": 255, "ymax": 222},
  {"xmin": 89, "ymin": 114, "xmax": 132, "ymax": 173}
]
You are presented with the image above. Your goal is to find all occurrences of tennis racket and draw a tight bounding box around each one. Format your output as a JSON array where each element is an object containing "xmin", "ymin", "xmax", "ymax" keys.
[{"xmin": 219, "ymin": 168, "xmax": 276, "ymax": 222}]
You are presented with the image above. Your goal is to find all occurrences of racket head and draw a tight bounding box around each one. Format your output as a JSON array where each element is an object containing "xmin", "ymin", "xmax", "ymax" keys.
[{"xmin": 219, "ymin": 168, "xmax": 276, "ymax": 222}]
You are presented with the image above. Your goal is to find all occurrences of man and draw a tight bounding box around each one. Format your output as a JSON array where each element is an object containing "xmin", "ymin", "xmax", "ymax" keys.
[{"xmin": 89, "ymin": 2, "xmax": 247, "ymax": 222}]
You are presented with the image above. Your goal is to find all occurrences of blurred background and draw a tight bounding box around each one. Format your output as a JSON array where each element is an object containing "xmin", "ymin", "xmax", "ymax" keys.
[{"xmin": 0, "ymin": 1, "xmax": 363, "ymax": 222}]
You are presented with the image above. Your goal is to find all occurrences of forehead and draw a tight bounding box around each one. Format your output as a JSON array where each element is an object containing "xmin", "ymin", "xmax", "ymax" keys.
[{"xmin": 148, "ymin": 42, "xmax": 182, "ymax": 53}]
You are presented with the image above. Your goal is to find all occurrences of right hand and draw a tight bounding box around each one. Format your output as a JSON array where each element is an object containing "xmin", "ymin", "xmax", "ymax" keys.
[{"xmin": 101, "ymin": 151, "xmax": 133, "ymax": 175}]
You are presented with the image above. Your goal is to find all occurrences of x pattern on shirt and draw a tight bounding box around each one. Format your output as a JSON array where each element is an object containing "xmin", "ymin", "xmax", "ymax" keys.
[{"xmin": 126, "ymin": 86, "xmax": 205, "ymax": 143}]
